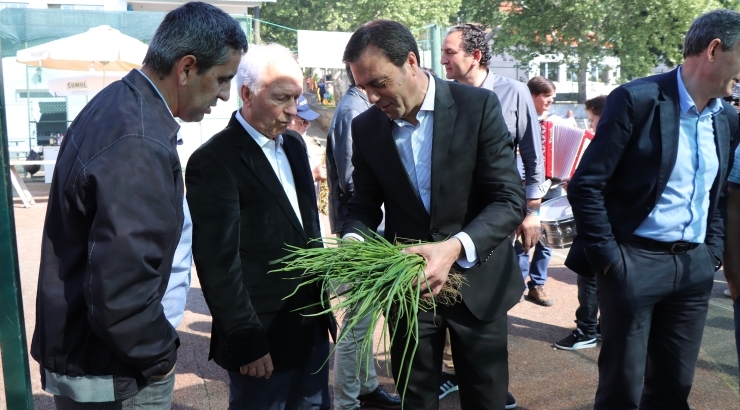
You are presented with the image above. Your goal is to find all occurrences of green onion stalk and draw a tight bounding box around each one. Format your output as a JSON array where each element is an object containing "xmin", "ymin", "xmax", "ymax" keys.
[{"xmin": 270, "ymin": 231, "xmax": 466, "ymax": 404}]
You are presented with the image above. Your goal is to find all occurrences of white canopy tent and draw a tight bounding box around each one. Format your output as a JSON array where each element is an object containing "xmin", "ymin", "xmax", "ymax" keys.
[
  {"xmin": 297, "ymin": 30, "xmax": 353, "ymax": 69},
  {"xmin": 48, "ymin": 72, "xmax": 127, "ymax": 97}
]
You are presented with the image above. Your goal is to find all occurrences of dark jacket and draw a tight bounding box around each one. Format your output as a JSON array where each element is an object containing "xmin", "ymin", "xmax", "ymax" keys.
[
  {"xmin": 566, "ymin": 69, "xmax": 739, "ymax": 276},
  {"xmin": 326, "ymin": 86, "xmax": 371, "ymax": 233},
  {"xmin": 32, "ymin": 69, "xmax": 182, "ymax": 401},
  {"xmin": 186, "ymin": 113, "xmax": 335, "ymax": 372},
  {"xmin": 342, "ymin": 77, "xmax": 526, "ymax": 321}
]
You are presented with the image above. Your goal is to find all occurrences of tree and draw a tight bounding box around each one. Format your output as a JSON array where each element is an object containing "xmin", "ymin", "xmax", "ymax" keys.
[
  {"xmin": 465, "ymin": 0, "xmax": 717, "ymax": 102},
  {"xmin": 259, "ymin": 0, "xmax": 461, "ymax": 50}
]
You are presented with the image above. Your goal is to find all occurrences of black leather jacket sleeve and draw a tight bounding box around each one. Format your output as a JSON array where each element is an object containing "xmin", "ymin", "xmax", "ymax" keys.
[{"xmin": 83, "ymin": 137, "xmax": 180, "ymax": 377}]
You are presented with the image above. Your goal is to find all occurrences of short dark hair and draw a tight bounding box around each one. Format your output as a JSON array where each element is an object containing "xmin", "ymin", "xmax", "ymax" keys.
[
  {"xmin": 684, "ymin": 9, "xmax": 740, "ymax": 58},
  {"xmin": 143, "ymin": 2, "xmax": 248, "ymax": 77},
  {"xmin": 527, "ymin": 76, "xmax": 556, "ymax": 96},
  {"xmin": 343, "ymin": 20, "xmax": 420, "ymax": 68},
  {"xmin": 447, "ymin": 24, "xmax": 492, "ymax": 68},
  {"xmin": 346, "ymin": 63, "xmax": 356, "ymax": 86},
  {"xmin": 585, "ymin": 95, "xmax": 607, "ymax": 116}
]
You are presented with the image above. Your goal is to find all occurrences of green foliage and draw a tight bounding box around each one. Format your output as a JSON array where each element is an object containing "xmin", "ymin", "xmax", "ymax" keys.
[
  {"xmin": 259, "ymin": 0, "xmax": 460, "ymax": 50},
  {"xmin": 260, "ymin": 0, "xmax": 460, "ymax": 50},
  {"xmin": 270, "ymin": 232, "xmax": 465, "ymax": 400},
  {"xmin": 462, "ymin": 0, "xmax": 718, "ymax": 100},
  {"xmin": 609, "ymin": 0, "xmax": 719, "ymax": 81},
  {"xmin": 718, "ymin": 0, "xmax": 740, "ymax": 10}
]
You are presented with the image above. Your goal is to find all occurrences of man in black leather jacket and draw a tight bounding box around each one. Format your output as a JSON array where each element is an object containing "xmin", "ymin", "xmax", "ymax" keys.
[{"xmin": 31, "ymin": 2, "xmax": 246, "ymax": 407}]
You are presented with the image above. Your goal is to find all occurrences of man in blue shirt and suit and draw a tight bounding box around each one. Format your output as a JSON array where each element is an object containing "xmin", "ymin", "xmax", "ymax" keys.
[{"xmin": 565, "ymin": 9, "xmax": 740, "ymax": 409}]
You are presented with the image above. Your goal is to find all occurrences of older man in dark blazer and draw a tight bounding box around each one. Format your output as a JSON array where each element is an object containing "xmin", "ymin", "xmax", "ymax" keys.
[
  {"xmin": 342, "ymin": 20, "xmax": 526, "ymax": 409},
  {"xmin": 566, "ymin": 9, "xmax": 740, "ymax": 409},
  {"xmin": 186, "ymin": 43, "xmax": 335, "ymax": 409}
]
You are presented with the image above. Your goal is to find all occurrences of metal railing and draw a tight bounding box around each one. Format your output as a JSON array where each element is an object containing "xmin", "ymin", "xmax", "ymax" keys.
[{"xmin": 0, "ymin": 37, "xmax": 35, "ymax": 410}]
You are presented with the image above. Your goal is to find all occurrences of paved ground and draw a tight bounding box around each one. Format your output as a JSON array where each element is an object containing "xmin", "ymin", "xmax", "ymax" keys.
[{"xmin": 2, "ymin": 124, "xmax": 739, "ymax": 409}]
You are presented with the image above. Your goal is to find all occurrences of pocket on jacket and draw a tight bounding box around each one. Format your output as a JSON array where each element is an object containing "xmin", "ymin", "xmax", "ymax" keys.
[{"xmin": 448, "ymin": 141, "xmax": 474, "ymax": 159}]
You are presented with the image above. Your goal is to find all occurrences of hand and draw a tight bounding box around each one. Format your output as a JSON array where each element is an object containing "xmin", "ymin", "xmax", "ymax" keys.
[
  {"xmin": 404, "ymin": 238, "xmax": 463, "ymax": 298},
  {"xmin": 312, "ymin": 163, "xmax": 327, "ymax": 182},
  {"xmin": 517, "ymin": 214, "xmax": 541, "ymax": 252},
  {"xmin": 239, "ymin": 353, "xmax": 274, "ymax": 379}
]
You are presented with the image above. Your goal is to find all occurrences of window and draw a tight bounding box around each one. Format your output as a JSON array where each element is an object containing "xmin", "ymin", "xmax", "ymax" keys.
[
  {"xmin": 17, "ymin": 90, "xmax": 54, "ymax": 100},
  {"xmin": 539, "ymin": 62, "xmax": 559, "ymax": 82},
  {"xmin": 589, "ymin": 66, "xmax": 601, "ymax": 82},
  {"xmin": 0, "ymin": 3, "xmax": 28, "ymax": 9},
  {"xmin": 49, "ymin": 4, "xmax": 104, "ymax": 10}
]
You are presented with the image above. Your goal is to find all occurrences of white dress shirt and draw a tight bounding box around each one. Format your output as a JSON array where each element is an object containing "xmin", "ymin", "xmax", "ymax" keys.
[
  {"xmin": 236, "ymin": 110, "xmax": 304, "ymax": 228},
  {"xmin": 346, "ymin": 74, "xmax": 478, "ymax": 267}
]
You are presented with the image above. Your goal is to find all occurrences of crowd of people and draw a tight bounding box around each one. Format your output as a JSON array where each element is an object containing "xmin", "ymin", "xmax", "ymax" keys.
[{"xmin": 29, "ymin": 2, "xmax": 740, "ymax": 409}]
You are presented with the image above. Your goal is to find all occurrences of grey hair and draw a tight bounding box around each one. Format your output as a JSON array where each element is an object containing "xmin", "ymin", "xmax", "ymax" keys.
[
  {"xmin": 143, "ymin": 1, "xmax": 248, "ymax": 77},
  {"xmin": 684, "ymin": 9, "xmax": 740, "ymax": 58},
  {"xmin": 237, "ymin": 43, "xmax": 300, "ymax": 94}
]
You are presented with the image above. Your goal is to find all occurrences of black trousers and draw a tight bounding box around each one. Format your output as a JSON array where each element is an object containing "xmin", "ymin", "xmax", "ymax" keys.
[
  {"xmin": 389, "ymin": 301, "xmax": 508, "ymax": 410},
  {"xmin": 594, "ymin": 240, "xmax": 715, "ymax": 410}
]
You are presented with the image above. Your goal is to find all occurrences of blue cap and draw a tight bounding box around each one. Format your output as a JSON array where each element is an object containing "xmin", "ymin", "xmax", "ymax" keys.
[{"xmin": 297, "ymin": 95, "xmax": 320, "ymax": 120}]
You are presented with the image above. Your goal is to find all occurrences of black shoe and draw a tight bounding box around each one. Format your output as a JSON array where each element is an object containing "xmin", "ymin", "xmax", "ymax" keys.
[
  {"xmin": 358, "ymin": 386, "xmax": 401, "ymax": 409},
  {"xmin": 596, "ymin": 322, "xmax": 601, "ymax": 341},
  {"xmin": 438, "ymin": 372, "xmax": 458, "ymax": 399},
  {"xmin": 506, "ymin": 391, "xmax": 518, "ymax": 409},
  {"xmin": 555, "ymin": 329, "xmax": 597, "ymax": 350}
]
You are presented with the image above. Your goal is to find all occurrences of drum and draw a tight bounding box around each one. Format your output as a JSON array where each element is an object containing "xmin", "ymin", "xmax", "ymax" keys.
[{"xmin": 540, "ymin": 196, "xmax": 576, "ymax": 249}]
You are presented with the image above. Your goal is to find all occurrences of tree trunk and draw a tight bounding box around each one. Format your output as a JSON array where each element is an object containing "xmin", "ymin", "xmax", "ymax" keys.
[{"xmin": 577, "ymin": 53, "xmax": 589, "ymax": 104}]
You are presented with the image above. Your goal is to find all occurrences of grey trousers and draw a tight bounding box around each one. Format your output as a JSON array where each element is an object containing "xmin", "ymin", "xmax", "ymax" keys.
[
  {"xmin": 594, "ymin": 241, "xmax": 715, "ymax": 410},
  {"xmin": 54, "ymin": 367, "xmax": 176, "ymax": 409},
  {"xmin": 332, "ymin": 307, "xmax": 379, "ymax": 410}
]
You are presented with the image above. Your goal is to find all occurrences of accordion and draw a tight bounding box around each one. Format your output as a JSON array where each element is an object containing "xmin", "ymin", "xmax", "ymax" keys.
[{"xmin": 541, "ymin": 121, "xmax": 594, "ymax": 180}]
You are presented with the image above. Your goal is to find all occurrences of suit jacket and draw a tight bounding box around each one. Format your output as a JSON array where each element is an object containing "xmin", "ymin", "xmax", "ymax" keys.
[
  {"xmin": 326, "ymin": 86, "xmax": 372, "ymax": 233},
  {"xmin": 186, "ymin": 113, "xmax": 334, "ymax": 373},
  {"xmin": 342, "ymin": 77, "xmax": 527, "ymax": 322},
  {"xmin": 565, "ymin": 69, "xmax": 740, "ymax": 277}
]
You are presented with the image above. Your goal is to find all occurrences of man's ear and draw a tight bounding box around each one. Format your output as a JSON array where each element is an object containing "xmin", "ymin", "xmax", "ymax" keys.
[
  {"xmin": 176, "ymin": 55, "xmax": 198, "ymax": 86},
  {"xmin": 472, "ymin": 49, "xmax": 482, "ymax": 65},
  {"xmin": 407, "ymin": 51, "xmax": 419, "ymax": 69},
  {"xmin": 240, "ymin": 84, "xmax": 253, "ymax": 108},
  {"xmin": 707, "ymin": 38, "xmax": 722, "ymax": 62}
]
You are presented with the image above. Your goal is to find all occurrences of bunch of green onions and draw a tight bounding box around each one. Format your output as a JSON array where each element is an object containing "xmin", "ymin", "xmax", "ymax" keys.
[{"xmin": 270, "ymin": 232, "xmax": 465, "ymax": 402}]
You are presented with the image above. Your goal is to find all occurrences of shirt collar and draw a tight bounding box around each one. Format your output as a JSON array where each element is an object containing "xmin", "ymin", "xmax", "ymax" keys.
[
  {"xmin": 677, "ymin": 66, "xmax": 723, "ymax": 116},
  {"xmin": 480, "ymin": 70, "xmax": 495, "ymax": 89},
  {"xmin": 394, "ymin": 72, "xmax": 435, "ymax": 127},
  {"xmin": 236, "ymin": 109, "xmax": 283, "ymax": 148},
  {"xmin": 137, "ymin": 68, "xmax": 173, "ymax": 118},
  {"xmin": 136, "ymin": 69, "xmax": 184, "ymax": 145}
]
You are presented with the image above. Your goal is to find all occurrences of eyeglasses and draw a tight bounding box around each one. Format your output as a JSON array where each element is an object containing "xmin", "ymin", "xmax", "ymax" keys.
[{"xmin": 297, "ymin": 118, "xmax": 310, "ymax": 126}]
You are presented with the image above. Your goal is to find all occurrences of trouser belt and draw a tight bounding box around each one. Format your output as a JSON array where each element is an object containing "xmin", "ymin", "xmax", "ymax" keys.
[{"xmin": 628, "ymin": 235, "xmax": 700, "ymax": 254}]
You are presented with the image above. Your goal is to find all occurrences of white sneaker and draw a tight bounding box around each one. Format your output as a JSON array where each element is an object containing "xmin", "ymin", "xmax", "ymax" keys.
[{"xmin": 725, "ymin": 288, "xmax": 732, "ymax": 298}]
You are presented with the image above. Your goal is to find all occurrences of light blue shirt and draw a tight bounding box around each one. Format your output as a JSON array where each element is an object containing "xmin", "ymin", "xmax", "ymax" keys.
[
  {"xmin": 633, "ymin": 67, "xmax": 721, "ymax": 243},
  {"xmin": 137, "ymin": 69, "xmax": 192, "ymax": 328},
  {"xmin": 163, "ymin": 199, "xmax": 192, "ymax": 328},
  {"xmin": 729, "ymin": 145, "xmax": 740, "ymax": 186},
  {"xmin": 391, "ymin": 74, "xmax": 478, "ymax": 267}
]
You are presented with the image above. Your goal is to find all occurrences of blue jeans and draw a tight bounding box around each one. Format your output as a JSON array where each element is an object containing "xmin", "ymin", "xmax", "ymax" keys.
[
  {"xmin": 228, "ymin": 325, "xmax": 329, "ymax": 410},
  {"xmin": 53, "ymin": 366, "xmax": 175, "ymax": 409},
  {"xmin": 515, "ymin": 240, "xmax": 551, "ymax": 289},
  {"xmin": 575, "ymin": 274, "xmax": 599, "ymax": 336}
]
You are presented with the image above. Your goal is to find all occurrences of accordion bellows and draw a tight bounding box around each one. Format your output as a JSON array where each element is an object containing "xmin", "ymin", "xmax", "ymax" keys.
[{"xmin": 541, "ymin": 121, "xmax": 594, "ymax": 180}]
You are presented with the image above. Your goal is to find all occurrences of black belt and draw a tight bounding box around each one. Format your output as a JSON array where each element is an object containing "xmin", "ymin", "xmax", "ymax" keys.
[{"xmin": 627, "ymin": 235, "xmax": 700, "ymax": 254}]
